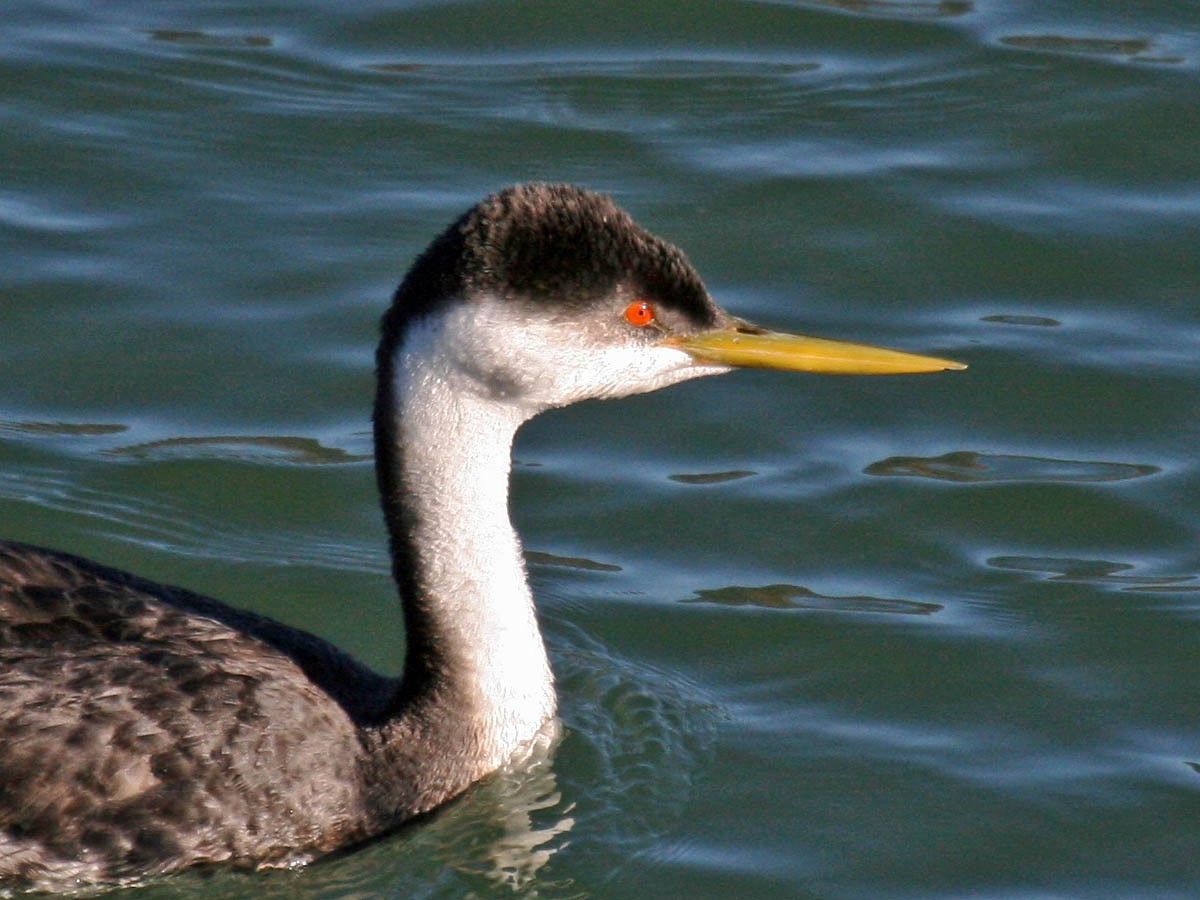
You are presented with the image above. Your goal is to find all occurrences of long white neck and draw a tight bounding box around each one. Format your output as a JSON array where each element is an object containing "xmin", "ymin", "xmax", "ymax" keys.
[
  {"xmin": 387, "ymin": 312, "xmax": 556, "ymax": 769},
  {"xmin": 372, "ymin": 296, "xmax": 714, "ymax": 797}
]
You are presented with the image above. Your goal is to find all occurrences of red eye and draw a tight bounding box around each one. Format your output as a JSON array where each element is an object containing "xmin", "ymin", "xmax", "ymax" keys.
[{"xmin": 623, "ymin": 300, "xmax": 655, "ymax": 327}]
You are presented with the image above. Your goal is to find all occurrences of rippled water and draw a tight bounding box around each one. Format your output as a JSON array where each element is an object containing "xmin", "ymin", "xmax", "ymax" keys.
[{"xmin": 4, "ymin": 1, "xmax": 1200, "ymax": 898}]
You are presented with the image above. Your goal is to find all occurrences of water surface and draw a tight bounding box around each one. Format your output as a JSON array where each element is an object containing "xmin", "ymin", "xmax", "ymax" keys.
[{"xmin": 3, "ymin": 2, "xmax": 1200, "ymax": 897}]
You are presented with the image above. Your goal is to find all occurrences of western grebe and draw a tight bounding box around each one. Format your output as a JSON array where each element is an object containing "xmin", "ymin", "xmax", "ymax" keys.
[{"xmin": 0, "ymin": 182, "xmax": 963, "ymax": 890}]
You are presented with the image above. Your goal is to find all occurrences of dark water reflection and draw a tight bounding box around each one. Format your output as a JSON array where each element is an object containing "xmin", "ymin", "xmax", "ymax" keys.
[{"xmin": 867, "ymin": 450, "xmax": 1160, "ymax": 484}]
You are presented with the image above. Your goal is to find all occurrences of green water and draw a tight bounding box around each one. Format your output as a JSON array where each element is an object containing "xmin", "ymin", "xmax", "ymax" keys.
[{"xmin": 4, "ymin": 2, "xmax": 1200, "ymax": 898}]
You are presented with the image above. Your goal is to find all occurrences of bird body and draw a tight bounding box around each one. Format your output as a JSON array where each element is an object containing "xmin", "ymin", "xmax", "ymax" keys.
[
  {"xmin": 0, "ymin": 183, "xmax": 963, "ymax": 890},
  {"xmin": 0, "ymin": 541, "xmax": 383, "ymax": 883}
]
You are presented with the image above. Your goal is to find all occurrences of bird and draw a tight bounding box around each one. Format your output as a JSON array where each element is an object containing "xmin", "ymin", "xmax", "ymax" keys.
[{"xmin": 0, "ymin": 182, "xmax": 964, "ymax": 891}]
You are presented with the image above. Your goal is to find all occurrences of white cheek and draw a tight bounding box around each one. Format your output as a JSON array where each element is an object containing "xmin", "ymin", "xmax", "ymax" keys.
[
  {"xmin": 533, "ymin": 342, "xmax": 719, "ymax": 403},
  {"xmin": 435, "ymin": 301, "xmax": 726, "ymax": 410}
]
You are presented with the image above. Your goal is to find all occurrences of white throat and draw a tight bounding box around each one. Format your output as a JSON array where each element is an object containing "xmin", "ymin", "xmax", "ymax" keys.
[{"xmin": 391, "ymin": 311, "xmax": 556, "ymax": 766}]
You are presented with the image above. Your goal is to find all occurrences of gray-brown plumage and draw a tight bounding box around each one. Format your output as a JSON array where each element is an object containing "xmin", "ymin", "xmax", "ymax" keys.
[{"xmin": 0, "ymin": 542, "xmax": 379, "ymax": 883}]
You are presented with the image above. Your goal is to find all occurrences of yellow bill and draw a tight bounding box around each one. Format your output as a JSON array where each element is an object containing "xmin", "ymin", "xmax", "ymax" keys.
[{"xmin": 666, "ymin": 321, "xmax": 966, "ymax": 375}]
